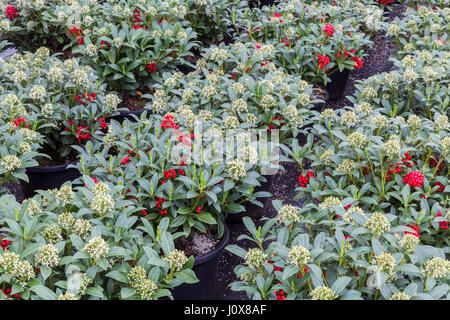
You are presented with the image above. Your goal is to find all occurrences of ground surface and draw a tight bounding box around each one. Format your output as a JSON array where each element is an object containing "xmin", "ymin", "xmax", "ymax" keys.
[{"xmin": 3, "ymin": 5, "xmax": 405, "ymax": 300}]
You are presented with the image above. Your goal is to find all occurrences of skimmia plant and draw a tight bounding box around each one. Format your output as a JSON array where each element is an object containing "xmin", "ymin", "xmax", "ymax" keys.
[
  {"xmin": 231, "ymin": 1, "xmax": 373, "ymax": 85},
  {"xmin": 0, "ymin": 122, "xmax": 43, "ymax": 194},
  {"xmin": 144, "ymin": 43, "xmax": 325, "ymax": 144},
  {"xmin": 0, "ymin": 178, "xmax": 198, "ymax": 300},
  {"xmin": 54, "ymin": 0, "xmax": 199, "ymax": 92},
  {"xmin": 227, "ymin": 206, "xmax": 449, "ymax": 300},
  {"xmin": 72, "ymin": 116, "xmax": 276, "ymax": 240},
  {"xmin": 348, "ymin": 50, "xmax": 449, "ymax": 119},
  {"xmin": 0, "ymin": 48, "xmax": 120, "ymax": 162}
]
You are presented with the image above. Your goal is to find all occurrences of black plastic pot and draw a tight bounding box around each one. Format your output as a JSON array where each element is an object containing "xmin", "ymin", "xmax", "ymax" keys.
[
  {"xmin": 250, "ymin": 0, "xmax": 279, "ymax": 8},
  {"xmin": 325, "ymin": 68, "xmax": 350, "ymax": 100},
  {"xmin": 106, "ymin": 110, "xmax": 150, "ymax": 124},
  {"xmin": 21, "ymin": 162, "xmax": 81, "ymax": 199},
  {"xmin": 171, "ymin": 224, "xmax": 230, "ymax": 300},
  {"xmin": 225, "ymin": 174, "xmax": 274, "ymax": 224}
]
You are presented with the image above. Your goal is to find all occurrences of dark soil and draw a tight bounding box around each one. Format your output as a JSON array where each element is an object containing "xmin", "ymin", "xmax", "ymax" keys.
[{"xmin": 175, "ymin": 230, "xmax": 219, "ymax": 257}]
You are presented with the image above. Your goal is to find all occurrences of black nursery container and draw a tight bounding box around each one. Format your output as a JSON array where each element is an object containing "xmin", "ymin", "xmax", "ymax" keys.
[
  {"xmin": 171, "ymin": 224, "xmax": 230, "ymax": 300},
  {"xmin": 106, "ymin": 110, "xmax": 150, "ymax": 124},
  {"xmin": 21, "ymin": 162, "xmax": 81, "ymax": 199},
  {"xmin": 250, "ymin": 0, "xmax": 279, "ymax": 8},
  {"xmin": 225, "ymin": 174, "xmax": 274, "ymax": 224},
  {"xmin": 325, "ymin": 68, "xmax": 350, "ymax": 100}
]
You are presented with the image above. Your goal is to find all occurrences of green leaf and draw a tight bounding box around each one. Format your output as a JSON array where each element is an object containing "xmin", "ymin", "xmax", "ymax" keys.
[
  {"xmin": 30, "ymin": 285, "xmax": 57, "ymax": 300},
  {"xmin": 121, "ymin": 287, "xmax": 136, "ymax": 299},
  {"xmin": 86, "ymin": 286, "xmax": 105, "ymax": 299},
  {"xmin": 331, "ymin": 276, "xmax": 351, "ymax": 294},
  {"xmin": 106, "ymin": 270, "xmax": 129, "ymax": 284},
  {"xmin": 225, "ymin": 245, "xmax": 247, "ymax": 258},
  {"xmin": 175, "ymin": 269, "xmax": 199, "ymax": 284}
]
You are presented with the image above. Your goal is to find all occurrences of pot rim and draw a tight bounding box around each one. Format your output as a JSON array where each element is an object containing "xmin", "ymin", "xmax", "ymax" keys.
[
  {"xmin": 26, "ymin": 161, "xmax": 79, "ymax": 173},
  {"xmin": 192, "ymin": 223, "xmax": 230, "ymax": 266}
]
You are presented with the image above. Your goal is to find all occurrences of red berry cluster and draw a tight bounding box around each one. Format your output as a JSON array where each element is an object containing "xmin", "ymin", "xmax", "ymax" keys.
[
  {"xmin": 377, "ymin": 0, "xmax": 393, "ymax": 5},
  {"xmin": 323, "ymin": 23, "xmax": 334, "ymax": 37},
  {"xmin": 65, "ymin": 120, "xmax": 92, "ymax": 142},
  {"xmin": 99, "ymin": 40, "xmax": 110, "ymax": 50},
  {"xmin": 268, "ymin": 116, "xmax": 284, "ymax": 133},
  {"xmin": 161, "ymin": 115, "xmax": 179, "ymax": 130},
  {"xmin": 68, "ymin": 27, "xmax": 84, "ymax": 45},
  {"xmin": 351, "ymin": 56, "xmax": 363, "ymax": 69},
  {"xmin": 385, "ymin": 153, "xmax": 414, "ymax": 181},
  {"xmin": 268, "ymin": 13, "xmax": 283, "ymax": 23},
  {"xmin": 280, "ymin": 38, "xmax": 290, "ymax": 46},
  {"xmin": 121, "ymin": 156, "xmax": 131, "ymax": 164},
  {"xmin": 1, "ymin": 236, "xmax": 10, "ymax": 250},
  {"xmin": 317, "ymin": 54, "xmax": 330, "ymax": 70},
  {"xmin": 298, "ymin": 171, "xmax": 316, "ymax": 187},
  {"xmin": 429, "ymin": 156, "xmax": 443, "ymax": 174},
  {"xmin": 13, "ymin": 117, "xmax": 29, "ymax": 128},
  {"xmin": 436, "ymin": 212, "xmax": 449, "ymax": 230},
  {"xmin": 1, "ymin": 287, "xmax": 20, "ymax": 299},
  {"xmin": 403, "ymin": 171, "xmax": 424, "ymax": 189},
  {"xmin": 195, "ymin": 206, "xmax": 202, "ymax": 214},
  {"xmin": 156, "ymin": 197, "xmax": 168, "ymax": 215},
  {"xmin": 405, "ymin": 223, "xmax": 420, "ymax": 238},
  {"xmin": 97, "ymin": 118, "xmax": 108, "ymax": 130},
  {"xmin": 145, "ymin": 61, "xmax": 157, "ymax": 72},
  {"xmin": 142, "ymin": 210, "xmax": 148, "ymax": 216},
  {"xmin": 5, "ymin": 5, "xmax": 19, "ymax": 20}
]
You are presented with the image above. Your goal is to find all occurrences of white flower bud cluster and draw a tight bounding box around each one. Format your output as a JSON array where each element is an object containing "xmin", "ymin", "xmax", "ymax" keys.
[
  {"xmin": 310, "ymin": 286, "xmax": 338, "ymax": 300},
  {"xmin": 72, "ymin": 218, "xmax": 91, "ymax": 240},
  {"xmin": 396, "ymin": 233, "xmax": 420, "ymax": 254},
  {"xmin": 210, "ymin": 48, "xmax": 229, "ymax": 62},
  {"xmin": 29, "ymin": 85, "xmax": 47, "ymax": 101},
  {"xmin": 34, "ymin": 244, "xmax": 60, "ymax": 268},
  {"xmin": 372, "ymin": 252, "xmax": 397, "ymax": 282},
  {"xmin": 58, "ymin": 212, "xmax": 75, "ymax": 230},
  {"xmin": 198, "ymin": 110, "xmax": 213, "ymax": 122},
  {"xmin": 340, "ymin": 110, "xmax": 358, "ymax": 127},
  {"xmin": 336, "ymin": 159, "xmax": 356, "ymax": 175},
  {"xmin": 343, "ymin": 206, "xmax": 365, "ymax": 225},
  {"xmin": 387, "ymin": 22, "xmax": 401, "ymax": 36},
  {"xmin": 0, "ymin": 251, "xmax": 35, "ymax": 287},
  {"xmin": 90, "ymin": 192, "xmax": 115, "ymax": 217},
  {"xmin": 82, "ymin": 237, "xmax": 109, "ymax": 262},
  {"xmin": 105, "ymin": 93, "xmax": 121, "ymax": 110},
  {"xmin": 43, "ymin": 223, "xmax": 64, "ymax": 244},
  {"xmin": 260, "ymin": 94, "xmax": 276, "ymax": 108},
  {"xmin": 360, "ymin": 87, "xmax": 377, "ymax": 101},
  {"xmin": 439, "ymin": 136, "xmax": 450, "ymax": 156},
  {"xmin": 297, "ymin": 93, "xmax": 310, "ymax": 107},
  {"xmin": 403, "ymin": 68, "xmax": 418, "ymax": 83},
  {"xmin": 277, "ymin": 204, "xmax": 302, "ymax": 224},
  {"xmin": 244, "ymin": 248, "xmax": 268, "ymax": 271},
  {"xmin": 71, "ymin": 69, "xmax": 90, "ymax": 87},
  {"xmin": 152, "ymin": 99, "xmax": 167, "ymax": 114},
  {"xmin": 347, "ymin": 132, "xmax": 367, "ymax": 149},
  {"xmin": 321, "ymin": 108, "xmax": 336, "ymax": 119},
  {"xmin": 370, "ymin": 114, "xmax": 388, "ymax": 129},
  {"xmin": 0, "ymin": 155, "xmax": 22, "ymax": 171},
  {"xmin": 224, "ymin": 115, "xmax": 240, "ymax": 130},
  {"xmin": 320, "ymin": 149, "xmax": 335, "ymax": 166},
  {"xmin": 226, "ymin": 159, "xmax": 247, "ymax": 180},
  {"xmin": 390, "ymin": 292, "xmax": 411, "ymax": 300},
  {"xmin": 239, "ymin": 271, "xmax": 257, "ymax": 284},
  {"xmin": 407, "ymin": 115, "xmax": 422, "ymax": 129},
  {"xmin": 201, "ymin": 85, "xmax": 217, "ymax": 99},
  {"xmin": 232, "ymin": 83, "xmax": 246, "ymax": 96},
  {"xmin": 163, "ymin": 249, "xmax": 189, "ymax": 271},
  {"xmin": 435, "ymin": 114, "xmax": 449, "ymax": 131},
  {"xmin": 128, "ymin": 265, "xmax": 158, "ymax": 300},
  {"xmin": 287, "ymin": 245, "xmax": 312, "ymax": 268},
  {"xmin": 382, "ymin": 135, "xmax": 402, "ymax": 158},
  {"xmin": 246, "ymin": 113, "xmax": 258, "ymax": 127},
  {"xmin": 364, "ymin": 212, "xmax": 390, "ymax": 239},
  {"xmin": 182, "ymin": 88, "xmax": 196, "ymax": 102},
  {"xmin": 58, "ymin": 293, "xmax": 79, "ymax": 300},
  {"xmin": 231, "ymin": 99, "xmax": 248, "ymax": 114},
  {"xmin": 421, "ymin": 257, "xmax": 450, "ymax": 279},
  {"xmin": 26, "ymin": 199, "xmax": 41, "ymax": 216},
  {"xmin": 55, "ymin": 184, "xmax": 75, "ymax": 206}
]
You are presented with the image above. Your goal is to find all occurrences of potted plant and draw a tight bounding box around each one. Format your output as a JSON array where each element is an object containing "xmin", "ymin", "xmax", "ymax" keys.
[
  {"xmin": 0, "ymin": 121, "xmax": 43, "ymax": 196},
  {"xmin": 0, "ymin": 177, "xmax": 198, "ymax": 300},
  {"xmin": 0, "ymin": 48, "xmax": 121, "ymax": 198},
  {"xmin": 71, "ymin": 113, "xmax": 284, "ymax": 298}
]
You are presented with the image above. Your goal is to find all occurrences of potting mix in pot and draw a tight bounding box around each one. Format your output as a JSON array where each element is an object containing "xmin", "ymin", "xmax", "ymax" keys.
[{"xmin": 0, "ymin": 0, "xmax": 448, "ymax": 303}]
